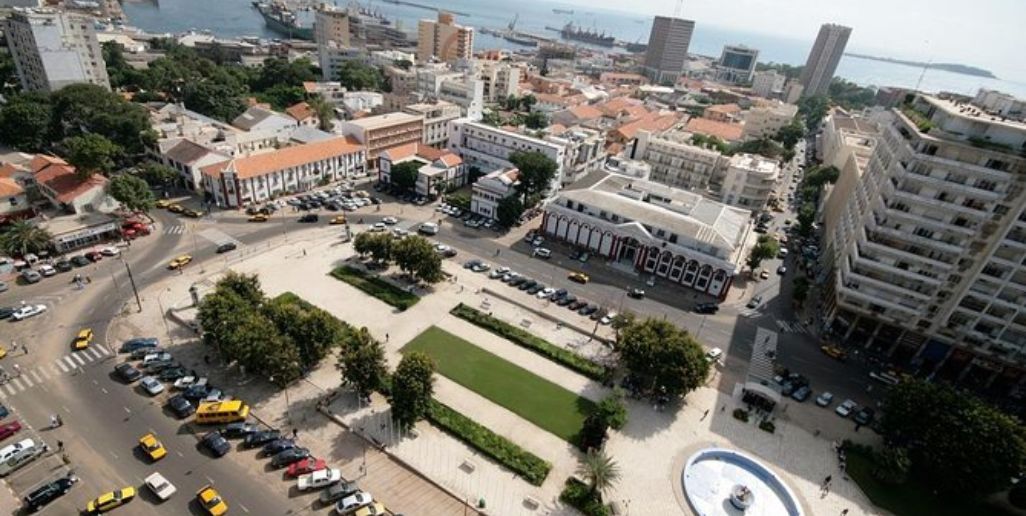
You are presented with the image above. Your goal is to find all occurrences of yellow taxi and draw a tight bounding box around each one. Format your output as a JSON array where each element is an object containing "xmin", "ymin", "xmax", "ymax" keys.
[
  {"xmin": 183, "ymin": 209, "xmax": 204, "ymax": 218},
  {"xmin": 196, "ymin": 485, "xmax": 228, "ymax": 516},
  {"xmin": 330, "ymin": 215, "xmax": 347, "ymax": 225},
  {"xmin": 86, "ymin": 486, "xmax": 136, "ymax": 513},
  {"xmin": 139, "ymin": 433, "xmax": 167, "ymax": 461},
  {"xmin": 168, "ymin": 204, "xmax": 185, "ymax": 214},
  {"xmin": 568, "ymin": 271, "xmax": 590, "ymax": 284},
  {"xmin": 0, "ymin": 344, "xmax": 7, "ymax": 359},
  {"xmin": 354, "ymin": 503, "xmax": 388, "ymax": 516},
  {"xmin": 73, "ymin": 328, "xmax": 94, "ymax": 350},
  {"xmin": 155, "ymin": 199, "xmax": 171, "ymax": 208},
  {"xmin": 820, "ymin": 344, "xmax": 847, "ymax": 361},
  {"xmin": 167, "ymin": 254, "xmax": 193, "ymax": 270},
  {"xmin": 248, "ymin": 214, "xmax": 269, "ymax": 223}
]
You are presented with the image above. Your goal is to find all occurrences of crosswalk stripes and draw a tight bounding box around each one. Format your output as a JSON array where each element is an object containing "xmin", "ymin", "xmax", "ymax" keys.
[
  {"xmin": 775, "ymin": 320, "xmax": 808, "ymax": 334},
  {"xmin": 0, "ymin": 346, "xmax": 111, "ymax": 399},
  {"xmin": 164, "ymin": 225, "xmax": 187, "ymax": 235}
]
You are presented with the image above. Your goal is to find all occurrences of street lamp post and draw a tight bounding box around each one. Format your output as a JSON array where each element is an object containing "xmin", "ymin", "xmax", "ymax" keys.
[
  {"xmin": 120, "ymin": 256, "xmax": 143, "ymax": 313},
  {"xmin": 156, "ymin": 288, "xmax": 173, "ymax": 345}
]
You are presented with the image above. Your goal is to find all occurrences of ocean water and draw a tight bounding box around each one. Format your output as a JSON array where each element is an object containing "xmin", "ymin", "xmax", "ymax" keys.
[{"xmin": 121, "ymin": 0, "xmax": 1026, "ymax": 98}]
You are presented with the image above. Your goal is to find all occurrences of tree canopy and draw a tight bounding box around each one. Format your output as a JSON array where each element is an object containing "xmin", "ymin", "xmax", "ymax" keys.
[
  {"xmin": 0, "ymin": 221, "xmax": 53, "ymax": 256},
  {"xmin": 881, "ymin": 380, "xmax": 1026, "ymax": 496},
  {"xmin": 64, "ymin": 134, "xmax": 122, "ymax": 177},
  {"xmin": 508, "ymin": 151, "xmax": 557, "ymax": 205},
  {"xmin": 336, "ymin": 60, "xmax": 384, "ymax": 91},
  {"xmin": 617, "ymin": 318, "xmax": 710, "ymax": 399},
  {"xmin": 496, "ymin": 195, "xmax": 525, "ymax": 229},
  {"xmin": 390, "ymin": 352, "xmax": 435, "ymax": 432},
  {"xmin": 389, "ymin": 161, "xmax": 420, "ymax": 192},
  {"xmin": 107, "ymin": 174, "xmax": 156, "ymax": 212},
  {"xmin": 746, "ymin": 235, "xmax": 779, "ymax": 271},
  {"xmin": 391, "ymin": 236, "xmax": 444, "ymax": 284},
  {"xmin": 336, "ymin": 327, "xmax": 389, "ymax": 399}
]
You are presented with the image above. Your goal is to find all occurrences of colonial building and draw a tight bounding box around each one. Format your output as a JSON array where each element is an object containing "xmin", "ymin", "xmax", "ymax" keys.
[
  {"xmin": 403, "ymin": 100, "xmax": 462, "ymax": 148},
  {"xmin": 30, "ymin": 155, "xmax": 117, "ymax": 214},
  {"xmin": 541, "ymin": 172, "xmax": 750, "ymax": 299},
  {"xmin": 448, "ymin": 119, "xmax": 567, "ymax": 195},
  {"xmin": 378, "ymin": 143, "xmax": 465, "ymax": 197},
  {"xmin": 471, "ymin": 167, "xmax": 519, "ymax": 220},
  {"xmin": 201, "ymin": 137, "xmax": 366, "ymax": 208}
]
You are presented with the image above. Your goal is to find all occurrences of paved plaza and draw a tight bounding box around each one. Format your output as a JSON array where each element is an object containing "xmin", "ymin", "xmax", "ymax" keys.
[{"xmin": 125, "ymin": 225, "xmax": 885, "ymax": 515}]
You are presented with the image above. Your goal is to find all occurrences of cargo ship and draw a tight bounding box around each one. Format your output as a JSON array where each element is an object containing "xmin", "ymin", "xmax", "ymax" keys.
[
  {"xmin": 560, "ymin": 22, "xmax": 614, "ymax": 47},
  {"xmin": 253, "ymin": 1, "xmax": 314, "ymax": 40}
]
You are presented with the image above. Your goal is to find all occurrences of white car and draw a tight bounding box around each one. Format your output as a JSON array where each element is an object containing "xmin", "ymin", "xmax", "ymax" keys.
[
  {"xmin": 705, "ymin": 347, "xmax": 723, "ymax": 363},
  {"xmin": 391, "ymin": 228, "xmax": 409, "ymax": 238},
  {"xmin": 99, "ymin": 246, "xmax": 120, "ymax": 257},
  {"xmin": 143, "ymin": 352, "xmax": 172, "ymax": 366},
  {"xmin": 532, "ymin": 248, "xmax": 551, "ymax": 259},
  {"xmin": 297, "ymin": 468, "xmax": 342, "ymax": 490},
  {"xmin": 37, "ymin": 264, "xmax": 57, "ymax": 277},
  {"xmin": 369, "ymin": 223, "xmax": 386, "ymax": 232},
  {"xmin": 835, "ymin": 399, "xmax": 857, "ymax": 418},
  {"xmin": 600, "ymin": 312, "xmax": 617, "ymax": 325},
  {"xmin": 12, "ymin": 304, "xmax": 47, "ymax": 321},
  {"xmin": 140, "ymin": 376, "xmax": 164, "ymax": 396},
  {"xmin": 382, "ymin": 217, "xmax": 398, "ymax": 225},
  {"xmin": 816, "ymin": 392, "xmax": 835, "ymax": 407},
  {"xmin": 173, "ymin": 376, "xmax": 206, "ymax": 390},
  {"xmin": 336, "ymin": 492, "xmax": 373, "ymax": 513},
  {"xmin": 144, "ymin": 472, "xmax": 177, "ymax": 500},
  {"xmin": 536, "ymin": 287, "xmax": 555, "ymax": 299},
  {"xmin": 489, "ymin": 266, "xmax": 510, "ymax": 279}
]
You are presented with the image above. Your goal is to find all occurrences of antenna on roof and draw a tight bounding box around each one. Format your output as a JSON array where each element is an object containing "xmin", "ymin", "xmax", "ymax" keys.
[{"xmin": 673, "ymin": 0, "xmax": 683, "ymax": 18}]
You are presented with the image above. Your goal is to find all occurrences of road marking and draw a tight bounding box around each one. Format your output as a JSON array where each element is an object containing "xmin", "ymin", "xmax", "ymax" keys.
[
  {"xmin": 123, "ymin": 406, "xmax": 131, "ymax": 414},
  {"xmin": 176, "ymin": 450, "xmax": 184, "ymax": 457},
  {"xmin": 205, "ymin": 476, "xmax": 215, "ymax": 485},
  {"xmin": 95, "ymin": 346, "xmax": 109, "ymax": 357},
  {"xmin": 239, "ymin": 503, "xmax": 250, "ymax": 513},
  {"xmin": 62, "ymin": 405, "xmax": 71, "ymax": 414},
  {"xmin": 30, "ymin": 370, "xmax": 43, "ymax": 383},
  {"xmin": 55, "ymin": 360, "xmax": 69, "ymax": 373},
  {"xmin": 12, "ymin": 377, "xmax": 26, "ymax": 390},
  {"xmin": 47, "ymin": 364, "xmax": 59, "ymax": 376},
  {"xmin": 71, "ymin": 353, "xmax": 86, "ymax": 366},
  {"xmin": 62, "ymin": 356, "xmax": 76, "ymax": 369},
  {"xmin": 3, "ymin": 384, "xmax": 14, "ymax": 396},
  {"xmin": 101, "ymin": 388, "xmax": 108, "ymax": 394},
  {"xmin": 109, "ymin": 451, "xmax": 118, "ymax": 460}
]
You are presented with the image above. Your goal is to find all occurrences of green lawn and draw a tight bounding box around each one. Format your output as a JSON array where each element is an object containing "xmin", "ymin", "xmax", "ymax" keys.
[
  {"xmin": 329, "ymin": 265, "xmax": 419, "ymax": 311},
  {"xmin": 847, "ymin": 447, "xmax": 1016, "ymax": 516},
  {"xmin": 403, "ymin": 326, "xmax": 594, "ymax": 442}
]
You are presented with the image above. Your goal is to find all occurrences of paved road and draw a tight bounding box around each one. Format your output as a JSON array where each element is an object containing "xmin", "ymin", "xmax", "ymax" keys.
[{"xmin": 0, "ymin": 209, "xmax": 342, "ymax": 514}]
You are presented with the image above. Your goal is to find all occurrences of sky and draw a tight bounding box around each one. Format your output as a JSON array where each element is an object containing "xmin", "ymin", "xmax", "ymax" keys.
[{"xmin": 559, "ymin": 0, "xmax": 1026, "ymax": 83}]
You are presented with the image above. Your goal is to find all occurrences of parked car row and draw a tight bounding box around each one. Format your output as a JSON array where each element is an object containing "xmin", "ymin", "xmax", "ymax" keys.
[
  {"xmin": 156, "ymin": 199, "xmax": 204, "ymax": 218},
  {"xmin": 11, "ymin": 246, "xmax": 119, "ymax": 286},
  {"xmin": 479, "ymin": 265, "xmax": 617, "ymax": 325}
]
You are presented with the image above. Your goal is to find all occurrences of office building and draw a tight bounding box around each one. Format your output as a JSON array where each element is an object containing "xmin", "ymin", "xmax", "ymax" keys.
[
  {"xmin": 476, "ymin": 60, "xmax": 521, "ymax": 103},
  {"xmin": 340, "ymin": 112, "xmax": 424, "ymax": 170},
  {"xmin": 633, "ymin": 130, "xmax": 727, "ymax": 192},
  {"xmin": 541, "ymin": 173, "xmax": 750, "ymax": 299},
  {"xmin": 716, "ymin": 45, "xmax": 758, "ymax": 84},
  {"xmin": 974, "ymin": 89, "xmax": 1026, "ymax": 121},
  {"xmin": 416, "ymin": 12, "xmax": 473, "ymax": 64},
  {"xmin": 799, "ymin": 23, "xmax": 852, "ymax": 97},
  {"xmin": 826, "ymin": 94, "xmax": 1026, "ymax": 390},
  {"xmin": 720, "ymin": 153, "xmax": 780, "ymax": 210},
  {"xmin": 314, "ymin": 4, "xmax": 352, "ymax": 80},
  {"xmin": 751, "ymin": 70, "xmax": 786, "ymax": 98},
  {"xmin": 403, "ymin": 101, "xmax": 462, "ymax": 148},
  {"xmin": 643, "ymin": 16, "xmax": 695, "ymax": 84},
  {"xmin": 742, "ymin": 101, "xmax": 800, "ymax": 140},
  {"xmin": 448, "ymin": 119, "xmax": 567, "ymax": 194},
  {"xmin": 3, "ymin": 8, "xmax": 109, "ymax": 92},
  {"xmin": 783, "ymin": 80, "xmax": 805, "ymax": 104},
  {"xmin": 471, "ymin": 167, "xmax": 519, "ymax": 220}
]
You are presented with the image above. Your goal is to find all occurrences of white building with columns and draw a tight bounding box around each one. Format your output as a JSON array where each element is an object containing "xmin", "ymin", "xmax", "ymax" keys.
[{"xmin": 541, "ymin": 173, "xmax": 750, "ymax": 299}]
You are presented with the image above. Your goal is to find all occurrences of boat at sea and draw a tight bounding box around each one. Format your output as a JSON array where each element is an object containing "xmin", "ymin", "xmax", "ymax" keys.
[
  {"xmin": 625, "ymin": 41, "xmax": 647, "ymax": 52},
  {"xmin": 560, "ymin": 22, "xmax": 613, "ymax": 47},
  {"xmin": 252, "ymin": 1, "xmax": 313, "ymax": 40},
  {"xmin": 503, "ymin": 33, "xmax": 538, "ymax": 47},
  {"xmin": 552, "ymin": 8, "xmax": 573, "ymax": 14}
]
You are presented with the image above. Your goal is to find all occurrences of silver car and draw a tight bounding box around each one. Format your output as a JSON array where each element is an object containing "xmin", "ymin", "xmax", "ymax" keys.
[{"xmin": 140, "ymin": 376, "xmax": 164, "ymax": 396}]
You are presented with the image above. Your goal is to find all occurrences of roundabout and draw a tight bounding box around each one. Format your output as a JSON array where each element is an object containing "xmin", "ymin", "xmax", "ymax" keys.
[{"xmin": 680, "ymin": 447, "xmax": 803, "ymax": 516}]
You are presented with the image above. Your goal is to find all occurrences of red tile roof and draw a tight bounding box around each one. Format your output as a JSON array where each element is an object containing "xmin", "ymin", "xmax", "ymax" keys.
[
  {"xmin": 613, "ymin": 112, "xmax": 682, "ymax": 141},
  {"xmin": 201, "ymin": 137, "xmax": 365, "ymax": 180},
  {"xmin": 33, "ymin": 161, "xmax": 108, "ymax": 204},
  {"xmin": 286, "ymin": 102, "xmax": 316, "ymax": 122},
  {"xmin": 380, "ymin": 143, "xmax": 462, "ymax": 168},
  {"xmin": 568, "ymin": 104, "xmax": 602, "ymax": 120},
  {"xmin": 0, "ymin": 177, "xmax": 24, "ymax": 197},
  {"xmin": 686, "ymin": 117, "xmax": 745, "ymax": 142}
]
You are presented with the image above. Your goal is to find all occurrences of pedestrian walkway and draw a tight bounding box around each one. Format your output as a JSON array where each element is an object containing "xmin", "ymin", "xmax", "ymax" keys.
[
  {"xmin": 0, "ymin": 347, "xmax": 109, "ymax": 399},
  {"xmin": 163, "ymin": 224, "xmax": 186, "ymax": 235},
  {"xmin": 776, "ymin": 319, "xmax": 809, "ymax": 334}
]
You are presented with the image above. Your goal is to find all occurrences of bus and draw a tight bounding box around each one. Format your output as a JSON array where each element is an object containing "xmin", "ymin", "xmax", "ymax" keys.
[{"xmin": 194, "ymin": 400, "xmax": 250, "ymax": 425}]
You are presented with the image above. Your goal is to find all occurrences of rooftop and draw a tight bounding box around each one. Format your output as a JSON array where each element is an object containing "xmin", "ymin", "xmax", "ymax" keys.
[
  {"xmin": 344, "ymin": 112, "xmax": 423, "ymax": 131},
  {"xmin": 285, "ymin": 102, "xmax": 316, "ymax": 122},
  {"xmin": 201, "ymin": 137, "xmax": 364, "ymax": 180},
  {"xmin": 165, "ymin": 139, "xmax": 226, "ymax": 165},
  {"xmin": 0, "ymin": 177, "xmax": 24, "ymax": 197},
  {"xmin": 685, "ymin": 117, "xmax": 744, "ymax": 142},
  {"xmin": 232, "ymin": 106, "xmax": 295, "ymax": 131},
  {"xmin": 33, "ymin": 158, "xmax": 109, "ymax": 204},
  {"xmin": 729, "ymin": 153, "xmax": 780, "ymax": 176}
]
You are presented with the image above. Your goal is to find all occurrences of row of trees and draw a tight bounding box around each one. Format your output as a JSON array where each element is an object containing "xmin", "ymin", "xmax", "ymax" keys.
[
  {"xmin": 746, "ymin": 235, "xmax": 780, "ymax": 271},
  {"xmin": 352, "ymin": 232, "xmax": 444, "ymax": 284},
  {"xmin": 795, "ymin": 165, "xmax": 840, "ymax": 237},
  {"xmin": 198, "ymin": 273, "xmax": 350, "ymax": 385}
]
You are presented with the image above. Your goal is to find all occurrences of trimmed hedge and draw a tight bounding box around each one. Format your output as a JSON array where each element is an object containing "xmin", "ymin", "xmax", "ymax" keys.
[
  {"xmin": 450, "ymin": 303, "xmax": 608, "ymax": 380},
  {"xmin": 330, "ymin": 265, "xmax": 419, "ymax": 311},
  {"xmin": 426, "ymin": 399, "xmax": 551, "ymax": 486},
  {"xmin": 559, "ymin": 477, "xmax": 610, "ymax": 516}
]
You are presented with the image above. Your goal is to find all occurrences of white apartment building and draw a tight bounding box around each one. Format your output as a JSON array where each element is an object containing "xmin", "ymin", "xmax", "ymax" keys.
[
  {"xmin": 826, "ymin": 94, "xmax": 1026, "ymax": 390},
  {"xmin": 341, "ymin": 92, "xmax": 384, "ymax": 116},
  {"xmin": 475, "ymin": 60, "xmax": 521, "ymax": 103},
  {"xmin": 633, "ymin": 130, "xmax": 727, "ymax": 192},
  {"xmin": 3, "ymin": 8, "xmax": 110, "ymax": 92},
  {"xmin": 201, "ymin": 137, "xmax": 366, "ymax": 207},
  {"xmin": 369, "ymin": 49, "xmax": 415, "ymax": 69},
  {"xmin": 973, "ymin": 88, "xmax": 1026, "ymax": 121},
  {"xmin": 414, "ymin": 66, "xmax": 484, "ymax": 120},
  {"xmin": 751, "ymin": 70, "xmax": 785, "ymax": 99},
  {"xmin": 448, "ymin": 119, "xmax": 567, "ymax": 195},
  {"xmin": 340, "ymin": 112, "xmax": 424, "ymax": 169},
  {"xmin": 547, "ymin": 127, "xmax": 606, "ymax": 186},
  {"xmin": 742, "ymin": 101, "xmax": 799, "ymax": 141},
  {"xmin": 542, "ymin": 173, "xmax": 750, "ymax": 299},
  {"xmin": 820, "ymin": 110, "xmax": 880, "ymax": 171},
  {"xmin": 403, "ymin": 101, "xmax": 462, "ymax": 147},
  {"xmin": 720, "ymin": 153, "xmax": 780, "ymax": 210},
  {"xmin": 471, "ymin": 167, "xmax": 519, "ymax": 220}
]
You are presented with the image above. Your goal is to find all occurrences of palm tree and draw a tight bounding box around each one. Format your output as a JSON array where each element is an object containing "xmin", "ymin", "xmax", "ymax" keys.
[
  {"xmin": 0, "ymin": 220, "xmax": 52, "ymax": 256},
  {"xmin": 577, "ymin": 448, "xmax": 620, "ymax": 498}
]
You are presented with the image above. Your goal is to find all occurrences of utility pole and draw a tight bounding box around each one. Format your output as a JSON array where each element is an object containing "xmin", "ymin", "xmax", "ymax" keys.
[{"xmin": 121, "ymin": 257, "xmax": 143, "ymax": 312}]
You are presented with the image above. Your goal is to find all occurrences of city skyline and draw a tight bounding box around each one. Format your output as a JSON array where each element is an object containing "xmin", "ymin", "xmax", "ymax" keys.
[{"xmin": 557, "ymin": 0, "xmax": 1026, "ymax": 83}]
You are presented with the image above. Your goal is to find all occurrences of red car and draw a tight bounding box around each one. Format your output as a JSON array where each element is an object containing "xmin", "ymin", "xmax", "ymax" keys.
[
  {"xmin": 85, "ymin": 251, "xmax": 103, "ymax": 262},
  {"xmin": 286, "ymin": 457, "xmax": 326, "ymax": 477},
  {"xmin": 0, "ymin": 421, "xmax": 22, "ymax": 441}
]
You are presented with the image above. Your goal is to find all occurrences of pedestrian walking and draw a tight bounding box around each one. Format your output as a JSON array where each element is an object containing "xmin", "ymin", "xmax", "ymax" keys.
[
  {"xmin": 303, "ymin": 249, "xmax": 307, "ymax": 256},
  {"xmin": 57, "ymin": 440, "xmax": 64, "ymax": 451},
  {"xmin": 701, "ymin": 409, "xmax": 710, "ymax": 420},
  {"xmin": 13, "ymin": 364, "xmax": 20, "ymax": 377},
  {"xmin": 824, "ymin": 475, "xmax": 832, "ymax": 486},
  {"xmin": 203, "ymin": 355, "xmax": 210, "ymax": 365},
  {"xmin": 292, "ymin": 428, "xmax": 298, "ymax": 439},
  {"xmin": 385, "ymin": 333, "xmax": 390, "ymax": 342},
  {"xmin": 841, "ymin": 510, "xmax": 849, "ymax": 516}
]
